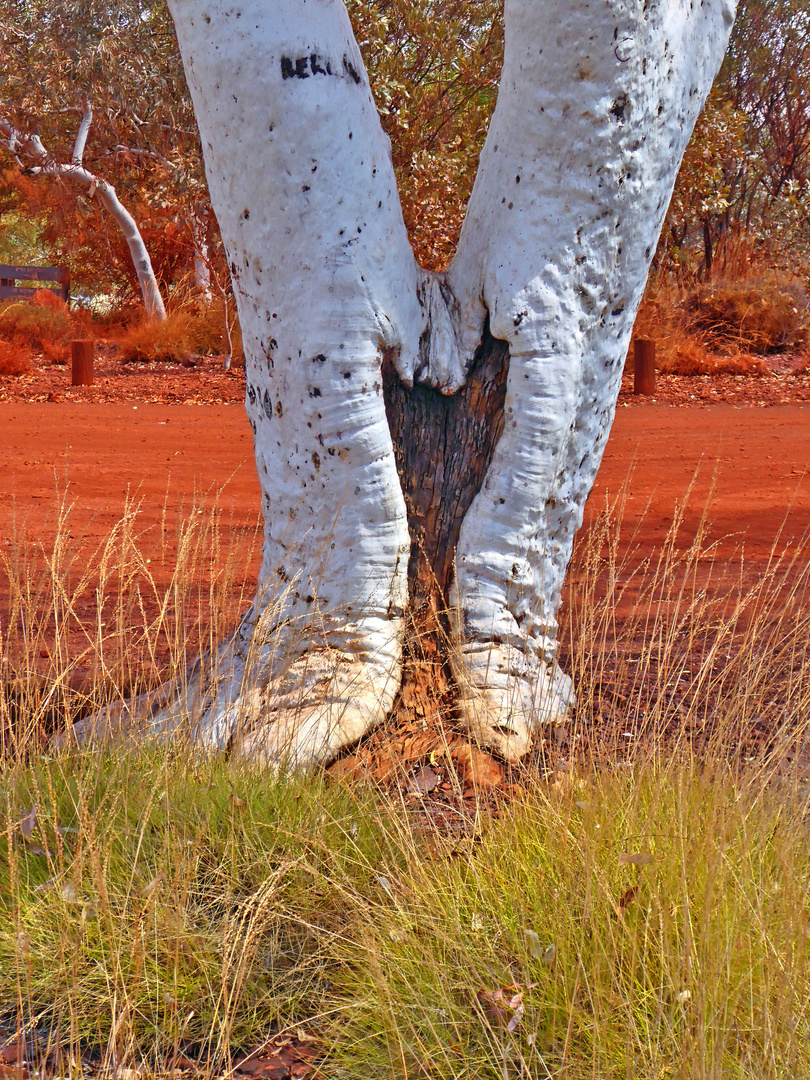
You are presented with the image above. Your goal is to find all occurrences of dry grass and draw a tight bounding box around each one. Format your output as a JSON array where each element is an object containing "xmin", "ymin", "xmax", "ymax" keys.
[
  {"xmin": 0, "ymin": 291, "xmax": 76, "ymax": 349},
  {"xmin": 633, "ymin": 270, "xmax": 810, "ymax": 376},
  {"xmin": 0, "ymin": 291, "xmax": 89, "ymax": 373},
  {"xmin": 0, "ymin": 287, "xmax": 241, "ymax": 373},
  {"xmin": 0, "ymin": 338, "xmax": 32, "ymax": 376},
  {"xmin": 1, "ymin": 491, "xmax": 810, "ymax": 1078},
  {"xmin": 115, "ymin": 290, "xmax": 240, "ymax": 366}
]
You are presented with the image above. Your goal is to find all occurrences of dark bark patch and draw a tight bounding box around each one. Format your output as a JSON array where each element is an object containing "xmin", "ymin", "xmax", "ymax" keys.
[
  {"xmin": 384, "ymin": 318, "xmax": 508, "ymax": 603},
  {"xmin": 610, "ymin": 93, "xmax": 629, "ymax": 122}
]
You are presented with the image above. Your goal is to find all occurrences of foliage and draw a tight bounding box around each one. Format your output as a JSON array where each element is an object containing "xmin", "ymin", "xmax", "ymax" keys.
[
  {"xmin": 665, "ymin": 0, "xmax": 810, "ymax": 282},
  {"xmin": 347, "ymin": 0, "xmax": 502, "ymax": 269},
  {"xmin": 685, "ymin": 272, "xmax": 810, "ymax": 354},
  {"xmin": 633, "ymin": 268, "xmax": 809, "ymax": 374},
  {"xmin": 115, "ymin": 297, "xmax": 232, "ymax": 363},
  {"xmin": 0, "ymin": 290, "xmax": 76, "ymax": 350},
  {"xmin": 0, "ymin": 0, "xmax": 211, "ymax": 297},
  {"xmin": 0, "ymin": 337, "xmax": 30, "ymax": 374},
  {"xmin": 1, "ymin": 0, "xmax": 808, "ymax": 306}
]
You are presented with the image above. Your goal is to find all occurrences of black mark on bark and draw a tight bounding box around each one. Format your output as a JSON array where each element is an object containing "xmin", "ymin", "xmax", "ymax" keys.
[
  {"xmin": 610, "ymin": 94, "xmax": 629, "ymax": 122},
  {"xmin": 343, "ymin": 55, "xmax": 362, "ymax": 83},
  {"xmin": 281, "ymin": 52, "xmax": 361, "ymax": 84}
]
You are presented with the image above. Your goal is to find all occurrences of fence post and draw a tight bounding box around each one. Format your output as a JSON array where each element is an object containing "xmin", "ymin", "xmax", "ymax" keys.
[
  {"xmin": 71, "ymin": 340, "xmax": 94, "ymax": 386},
  {"xmin": 633, "ymin": 338, "xmax": 656, "ymax": 396}
]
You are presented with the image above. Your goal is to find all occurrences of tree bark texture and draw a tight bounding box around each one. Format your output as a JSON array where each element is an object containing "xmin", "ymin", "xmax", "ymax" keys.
[
  {"xmin": 70, "ymin": 0, "xmax": 738, "ymax": 768},
  {"xmin": 383, "ymin": 324, "xmax": 508, "ymax": 613}
]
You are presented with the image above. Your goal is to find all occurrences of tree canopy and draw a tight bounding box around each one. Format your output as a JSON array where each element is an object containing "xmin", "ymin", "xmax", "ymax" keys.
[{"xmin": 0, "ymin": 0, "xmax": 807, "ymax": 299}]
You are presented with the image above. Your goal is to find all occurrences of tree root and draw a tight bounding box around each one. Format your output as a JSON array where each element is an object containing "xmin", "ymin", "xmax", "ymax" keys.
[
  {"xmin": 56, "ymin": 629, "xmax": 404, "ymax": 769},
  {"xmin": 452, "ymin": 641, "xmax": 574, "ymax": 761}
]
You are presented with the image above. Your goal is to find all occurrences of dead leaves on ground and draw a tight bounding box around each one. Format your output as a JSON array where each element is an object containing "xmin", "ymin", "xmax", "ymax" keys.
[
  {"xmin": 0, "ymin": 1035, "xmax": 321, "ymax": 1080},
  {"xmin": 11, "ymin": 806, "xmax": 79, "ymax": 859},
  {"xmin": 0, "ymin": 1043, "xmax": 29, "ymax": 1080},
  {"xmin": 233, "ymin": 1035, "xmax": 318, "ymax": 1079}
]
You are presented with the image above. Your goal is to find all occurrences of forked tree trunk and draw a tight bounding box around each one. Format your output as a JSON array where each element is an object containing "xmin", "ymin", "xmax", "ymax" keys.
[{"xmin": 68, "ymin": 0, "xmax": 737, "ymax": 767}]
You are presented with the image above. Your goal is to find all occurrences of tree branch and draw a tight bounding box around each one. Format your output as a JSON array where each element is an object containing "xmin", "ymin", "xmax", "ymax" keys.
[
  {"xmin": 0, "ymin": 104, "xmax": 166, "ymax": 321},
  {"xmin": 72, "ymin": 97, "xmax": 93, "ymax": 165}
]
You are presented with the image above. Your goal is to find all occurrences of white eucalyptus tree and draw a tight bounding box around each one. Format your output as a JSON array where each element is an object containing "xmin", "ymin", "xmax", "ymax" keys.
[
  {"xmin": 0, "ymin": 102, "xmax": 166, "ymax": 320},
  {"xmin": 73, "ymin": 0, "xmax": 736, "ymax": 765}
]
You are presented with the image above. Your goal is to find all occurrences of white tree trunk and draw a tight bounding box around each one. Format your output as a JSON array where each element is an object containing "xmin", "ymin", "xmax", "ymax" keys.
[
  {"xmin": 161, "ymin": 0, "xmax": 429, "ymax": 764},
  {"xmin": 191, "ymin": 203, "xmax": 213, "ymax": 301},
  {"xmin": 71, "ymin": 0, "xmax": 735, "ymax": 766},
  {"xmin": 68, "ymin": 166, "xmax": 166, "ymax": 322},
  {"xmin": 441, "ymin": 0, "xmax": 737, "ymax": 757}
]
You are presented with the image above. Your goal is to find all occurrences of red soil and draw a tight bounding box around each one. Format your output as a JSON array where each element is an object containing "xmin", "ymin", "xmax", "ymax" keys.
[
  {"xmin": 1, "ymin": 357, "xmax": 809, "ymax": 756},
  {"xmin": 2, "ymin": 358, "xmax": 808, "ymax": 594}
]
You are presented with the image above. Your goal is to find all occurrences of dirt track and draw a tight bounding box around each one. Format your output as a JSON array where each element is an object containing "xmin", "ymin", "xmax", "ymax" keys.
[{"xmin": 2, "ymin": 400, "xmax": 808, "ymax": 576}]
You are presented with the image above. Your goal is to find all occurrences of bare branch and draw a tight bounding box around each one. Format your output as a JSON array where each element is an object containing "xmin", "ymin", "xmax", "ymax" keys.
[{"xmin": 72, "ymin": 97, "xmax": 93, "ymax": 165}]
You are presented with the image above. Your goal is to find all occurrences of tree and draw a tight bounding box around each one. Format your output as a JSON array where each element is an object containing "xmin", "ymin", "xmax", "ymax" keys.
[
  {"xmin": 72, "ymin": 0, "xmax": 737, "ymax": 766},
  {"xmin": 346, "ymin": 0, "xmax": 503, "ymax": 270},
  {"xmin": 662, "ymin": 0, "xmax": 810, "ymax": 279},
  {"xmin": 0, "ymin": 102, "xmax": 166, "ymax": 319},
  {"xmin": 0, "ymin": 0, "xmax": 209, "ymax": 312}
]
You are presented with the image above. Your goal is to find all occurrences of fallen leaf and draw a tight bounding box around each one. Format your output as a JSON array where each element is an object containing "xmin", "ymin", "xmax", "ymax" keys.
[
  {"xmin": 477, "ymin": 983, "xmax": 537, "ymax": 1031},
  {"xmin": 19, "ymin": 808, "xmax": 35, "ymax": 840},
  {"xmin": 453, "ymin": 745, "xmax": 504, "ymax": 789},
  {"xmin": 619, "ymin": 885, "xmax": 639, "ymax": 911},
  {"xmin": 326, "ymin": 754, "xmax": 363, "ymax": 781},
  {"xmin": 523, "ymin": 929, "xmax": 543, "ymax": 958},
  {"xmin": 16, "ymin": 808, "xmax": 52, "ymax": 856},
  {"xmin": 234, "ymin": 1055, "xmax": 288, "ymax": 1077},
  {"xmin": 141, "ymin": 873, "xmax": 164, "ymax": 897},
  {"xmin": 408, "ymin": 765, "xmax": 439, "ymax": 795},
  {"xmin": 477, "ymin": 988, "xmax": 508, "ymax": 1026},
  {"xmin": 0, "ymin": 1046, "xmax": 24, "ymax": 1065},
  {"xmin": 507, "ymin": 1001, "xmax": 525, "ymax": 1032},
  {"xmin": 0, "ymin": 1065, "xmax": 29, "ymax": 1079},
  {"xmin": 60, "ymin": 881, "xmax": 81, "ymax": 904},
  {"xmin": 374, "ymin": 874, "xmax": 394, "ymax": 896}
]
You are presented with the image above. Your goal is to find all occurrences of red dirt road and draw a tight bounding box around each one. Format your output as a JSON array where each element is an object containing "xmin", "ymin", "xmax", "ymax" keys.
[{"xmin": 2, "ymin": 401, "xmax": 808, "ymax": 574}]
